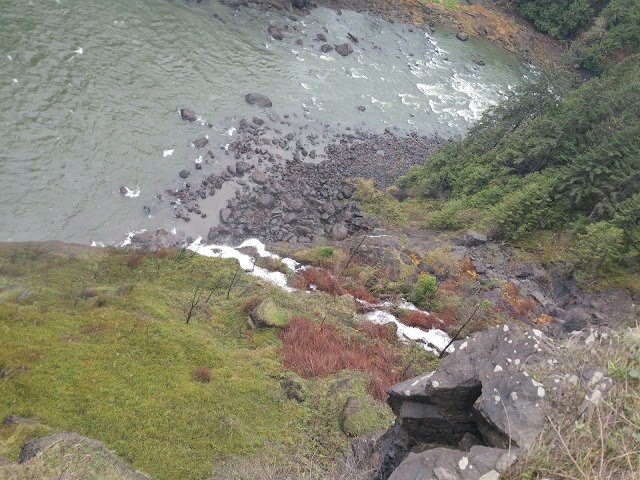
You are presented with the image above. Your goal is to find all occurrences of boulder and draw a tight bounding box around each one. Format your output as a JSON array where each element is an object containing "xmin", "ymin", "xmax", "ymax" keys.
[
  {"xmin": 378, "ymin": 324, "xmax": 549, "ymax": 476},
  {"xmin": 220, "ymin": 208, "xmax": 232, "ymax": 224},
  {"xmin": 252, "ymin": 116, "xmax": 264, "ymax": 126},
  {"xmin": 292, "ymin": 0, "xmax": 309, "ymax": 8},
  {"xmin": 245, "ymin": 93, "xmax": 273, "ymax": 108},
  {"xmin": 335, "ymin": 43, "xmax": 354, "ymax": 56},
  {"xmin": 250, "ymin": 298, "xmax": 289, "ymax": 328},
  {"xmin": 257, "ymin": 194, "xmax": 275, "ymax": 208},
  {"xmin": 18, "ymin": 432, "xmax": 149, "ymax": 479},
  {"xmin": 456, "ymin": 31, "xmax": 469, "ymax": 41},
  {"xmin": 316, "ymin": 33, "xmax": 327, "ymax": 42},
  {"xmin": 464, "ymin": 231, "xmax": 488, "ymax": 247},
  {"xmin": 180, "ymin": 108, "xmax": 197, "ymax": 121},
  {"xmin": 320, "ymin": 43, "xmax": 333, "ymax": 53},
  {"xmin": 267, "ymin": 25, "xmax": 284, "ymax": 40},
  {"xmin": 192, "ymin": 137, "xmax": 208, "ymax": 149},
  {"xmin": 235, "ymin": 161, "xmax": 252, "ymax": 174},
  {"xmin": 179, "ymin": 169, "xmax": 190, "ymax": 179},
  {"xmin": 250, "ymin": 170, "xmax": 268, "ymax": 185},
  {"xmin": 389, "ymin": 445, "xmax": 517, "ymax": 480},
  {"xmin": 330, "ymin": 222, "xmax": 349, "ymax": 240}
]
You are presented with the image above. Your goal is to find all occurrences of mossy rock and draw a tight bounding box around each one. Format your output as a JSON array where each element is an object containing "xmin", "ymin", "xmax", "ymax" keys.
[
  {"xmin": 250, "ymin": 298, "xmax": 291, "ymax": 328},
  {"xmin": 340, "ymin": 396, "xmax": 392, "ymax": 437}
]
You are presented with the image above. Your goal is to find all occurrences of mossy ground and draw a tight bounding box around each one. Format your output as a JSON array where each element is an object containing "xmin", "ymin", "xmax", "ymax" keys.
[{"xmin": 0, "ymin": 244, "xmax": 397, "ymax": 479}]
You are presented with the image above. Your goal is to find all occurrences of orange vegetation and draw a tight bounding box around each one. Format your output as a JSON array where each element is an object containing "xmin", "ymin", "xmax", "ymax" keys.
[{"xmin": 280, "ymin": 317, "xmax": 399, "ymax": 400}]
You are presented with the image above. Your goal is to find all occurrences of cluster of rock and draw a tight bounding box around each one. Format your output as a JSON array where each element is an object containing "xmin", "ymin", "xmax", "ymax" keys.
[
  {"xmin": 208, "ymin": 158, "xmax": 374, "ymax": 244},
  {"xmin": 352, "ymin": 324, "xmax": 552, "ymax": 479}
]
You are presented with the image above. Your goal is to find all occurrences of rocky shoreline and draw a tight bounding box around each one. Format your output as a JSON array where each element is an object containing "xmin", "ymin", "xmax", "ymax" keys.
[{"xmin": 156, "ymin": 100, "xmax": 445, "ymax": 246}]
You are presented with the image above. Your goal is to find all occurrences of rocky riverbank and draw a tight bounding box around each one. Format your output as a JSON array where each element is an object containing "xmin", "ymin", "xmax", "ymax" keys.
[{"xmin": 157, "ymin": 102, "xmax": 444, "ymax": 245}]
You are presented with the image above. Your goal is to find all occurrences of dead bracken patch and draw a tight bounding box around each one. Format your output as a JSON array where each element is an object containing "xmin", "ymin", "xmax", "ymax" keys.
[
  {"xmin": 280, "ymin": 316, "xmax": 399, "ymax": 400},
  {"xmin": 192, "ymin": 366, "xmax": 212, "ymax": 383},
  {"xmin": 291, "ymin": 267, "xmax": 346, "ymax": 297}
]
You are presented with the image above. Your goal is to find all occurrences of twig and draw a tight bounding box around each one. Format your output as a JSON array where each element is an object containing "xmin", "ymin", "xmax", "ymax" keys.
[
  {"xmin": 438, "ymin": 301, "xmax": 484, "ymax": 358},
  {"xmin": 547, "ymin": 414, "xmax": 589, "ymax": 480},
  {"xmin": 343, "ymin": 234, "xmax": 367, "ymax": 272}
]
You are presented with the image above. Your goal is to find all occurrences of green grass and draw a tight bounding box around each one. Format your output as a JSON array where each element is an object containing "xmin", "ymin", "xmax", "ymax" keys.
[
  {"xmin": 0, "ymin": 243, "xmax": 405, "ymax": 479},
  {"xmin": 0, "ymin": 245, "xmax": 306, "ymax": 479}
]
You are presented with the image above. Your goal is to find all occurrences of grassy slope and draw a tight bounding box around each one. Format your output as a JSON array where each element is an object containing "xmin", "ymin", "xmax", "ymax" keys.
[{"xmin": 0, "ymin": 244, "xmax": 397, "ymax": 479}]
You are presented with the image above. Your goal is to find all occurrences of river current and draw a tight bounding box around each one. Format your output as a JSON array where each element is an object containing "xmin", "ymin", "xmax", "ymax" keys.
[{"xmin": 0, "ymin": 0, "xmax": 530, "ymax": 244}]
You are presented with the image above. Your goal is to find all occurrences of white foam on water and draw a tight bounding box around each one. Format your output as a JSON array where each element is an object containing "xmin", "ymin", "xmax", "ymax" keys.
[
  {"xmin": 118, "ymin": 229, "xmax": 147, "ymax": 247},
  {"xmin": 350, "ymin": 69, "xmax": 368, "ymax": 79},
  {"xmin": 75, "ymin": 47, "xmax": 83, "ymax": 54},
  {"xmin": 188, "ymin": 237, "xmax": 298, "ymax": 291},
  {"xmin": 91, "ymin": 241, "xmax": 106, "ymax": 248},
  {"xmin": 319, "ymin": 55, "xmax": 335, "ymax": 62},
  {"xmin": 171, "ymin": 227, "xmax": 177, "ymax": 235},
  {"xmin": 7, "ymin": 55, "xmax": 12, "ymax": 60},
  {"xmin": 365, "ymin": 310, "xmax": 453, "ymax": 354},
  {"xmin": 301, "ymin": 83, "xmax": 313, "ymax": 90},
  {"xmin": 123, "ymin": 186, "xmax": 140, "ymax": 198},
  {"xmin": 12, "ymin": 79, "xmax": 18, "ymax": 84},
  {"xmin": 163, "ymin": 149, "xmax": 174, "ymax": 157},
  {"xmin": 195, "ymin": 155, "xmax": 202, "ymax": 165},
  {"xmin": 226, "ymin": 127, "xmax": 236, "ymax": 136}
]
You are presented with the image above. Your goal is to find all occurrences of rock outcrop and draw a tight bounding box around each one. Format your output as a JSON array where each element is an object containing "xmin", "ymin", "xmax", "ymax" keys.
[{"xmin": 373, "ymin": 323, "xmax": 550, "ymax": 479}]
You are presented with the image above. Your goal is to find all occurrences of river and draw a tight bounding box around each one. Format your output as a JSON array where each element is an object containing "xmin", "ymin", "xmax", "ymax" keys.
[{"xmin": 0, "ymin": 0, "xmax": 530, "ymax": 244}]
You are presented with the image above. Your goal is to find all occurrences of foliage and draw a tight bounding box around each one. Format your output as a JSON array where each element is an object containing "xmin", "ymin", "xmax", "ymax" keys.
[
  {"xmin": 401, "ymin": 54, "xmax": 640, "ymax": 261},
  {"xmin": 351, "ymin": 178, "xmax": 408, "ymax": 227},
  {"xmin": 279, "ymin": 317, "xmax": 400, "ymax": 401},
  {"xmin": 572, "ymin": 221, "xmax": 626, "ymax": 281},
  {"xmin": 510, "ymin": 0, "xmax": 640, "ymax": 69},
  {"xmin": 409, "ymin": 274, "xmax": 438, "ymax": 308}
]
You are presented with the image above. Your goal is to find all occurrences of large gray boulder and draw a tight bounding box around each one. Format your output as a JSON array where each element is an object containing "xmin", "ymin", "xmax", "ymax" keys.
[
  {"xmin": 245, "ymin": 93, "xmax": 273, "ymax": 108},
  {"xmin": 389, "ymin": 445, "xmax": 517, "ymax": 480},
  {"xmin": 377, "ymin": 324, "xmax": 549, "ymax": 478},
  {"xmin": 335, "ymin": 43, "xmax": 354, "ymax": 56}
]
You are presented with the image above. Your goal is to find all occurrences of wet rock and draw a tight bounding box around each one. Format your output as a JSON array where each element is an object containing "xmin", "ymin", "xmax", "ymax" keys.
[
  {"xmin": 473, "ymin": 58, "xmax": 486, "ymax": 66},
  {"xmin": 347, "ymin": 32, "xmax": 359, "ymax": 44},
  {"xmin": 257, "ymin": 194, "xmax": 275, "ymax": 208},
  {"xmin": 292, "ymin": 0, "xmax": 309, "ymax": 8},
  {"xmin": 119, "ymin": 186, "xmax": 127, "ymax": 195},
  {"xmin": 220, "ymin": 208, "xmax": 232, "ymax": 224},
  {"xmin": 192, "ymin": 137, "xmax": 209, "ymax": 149},
  {"xmin": 180, "ymin": 108, "xmax": 197, "ymax": 121},
  {"xmin": 250, "ymin": 170, "xmax": 267, "ymax": 185},
  {"xmin": 330, "ymin": 222, "xmax": 349, "ymax": 240},
  {"xmin": 316, "ymin": 33, "xmax": 327, "ymax": 42},
  {"xmin": 130, "ymin": 229, "xmax": 183, "ymax": 251},
  {"xmin": 267, "ymin": 25, "xmax": 284, "ymax": 40},
  {"xmin": 245, "ymin": 93, "xmax": 273, "ymax": 108},
  {"xmin": 236, "ymin": 161, "xmax": 252, "ymax": 174},
  {"xmin": 456, "ymin": 31, "xmax": 469, "ymax": 41},
  {"xmin": 335, "ymin": 43, "xmax": 354, "ymax": 56},
  {"xmin": 357, "ymin": 105, "xmax": 366, "ymax": 112},
  {"xmin": 252, "ymin": 116, "xmax": 265, "ymax": 126},
  {"xmin": 179, "ymin": 169, "xmax": 190, "ymax": 179},
  {"xmin": 464, "ymin": 231, "xmax": 488, "ymax": 246}
]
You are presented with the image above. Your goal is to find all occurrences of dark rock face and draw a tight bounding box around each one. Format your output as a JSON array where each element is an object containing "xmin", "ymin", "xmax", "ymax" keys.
[
  {"xmin": 244, "ymin": 93, "xmax": 273, "ymax": 108},
  {"xmin": 267, "ymin": 25, "xmax": 284, "ymax": 40},
  {"xmin": 192, "ymin": 137, "xmax": 209, "ymax": 149},
  {"xmin": 335, "ymin": 43, "xmax": 354, "ymax": 56},
  {"xmin": 291, "ymin": 0, "xmax": 309, "ymax": 8},
  {"xmin": 180, "ymin": 108, "xmax": 197, "ymax": 121},
  {"xmin": 18, "ymin": 432, "xmax": 150, "ymax": 479},
  {"xmin": 456, "ymin": 31, "xmax": 470, "ymax": 41},
  {"xmin": 389, "ymin": 446, "xmax": 516, "ymax": 480},
  {"xmin": 375, "ymin": 324, "xmax": 549, "ymax": 479},
  {"xmin": 464, "ymin": 231, "xmax": 488, "ymax": 247},
  {"xmin": 129, "ymin": 229, "xmax": 183, "ymax": 251},
  {"xmin": 320, "ymin": 43, "xmax": 333, "ymax": 53}
]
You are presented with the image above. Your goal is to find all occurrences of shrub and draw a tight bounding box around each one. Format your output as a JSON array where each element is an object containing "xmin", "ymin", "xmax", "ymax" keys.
[
  {"xmin": 346, "ymin": 284, "xmax": 377, "ymax": 304},
  {"xmin": 192, "ymin": 366, "xmax": 212, "ymax": 383},
  {"xmin": 423, "ymin": 245, "xmax": 462, "ymax": 279},
  {"xmin": 280, "ymin": 317, "xmax": 399, "ymax": 400},
  {"xmin": 291, "ymin": 267, "xmax": 346, "ymax": 296},
  {"xmin": 397, "ymin": 310, "xmax": 441, "ymax": 330},
  {"xmin": 409, "ymin": 274, "xmax": 438, "ymax": 307},
  {"xmin": 356, "ymin": 321, "xmax": 397, "ymax": 343}
]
